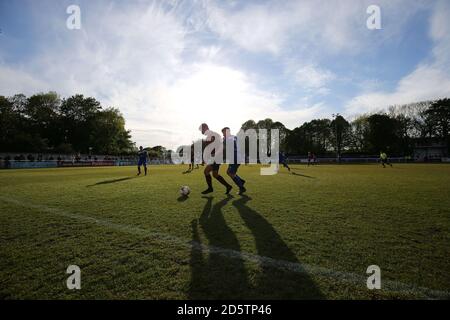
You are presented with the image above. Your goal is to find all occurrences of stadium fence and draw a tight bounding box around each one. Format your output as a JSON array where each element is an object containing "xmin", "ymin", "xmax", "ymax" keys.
[{"xmin": 1, "ymin": 154, "xmax": 449, "ymax": 169}]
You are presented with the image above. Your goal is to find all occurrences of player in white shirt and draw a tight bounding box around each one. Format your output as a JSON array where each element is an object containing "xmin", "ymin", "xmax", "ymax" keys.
[{"xmin": 199, "ymin": 123, "xmax": 232, "ymax": 194}]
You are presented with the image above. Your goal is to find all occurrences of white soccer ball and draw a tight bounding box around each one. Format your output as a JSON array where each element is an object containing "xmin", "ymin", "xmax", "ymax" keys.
[{"xmin": 180, "ymin": 186, "xmax": 190, "ymax": 196}]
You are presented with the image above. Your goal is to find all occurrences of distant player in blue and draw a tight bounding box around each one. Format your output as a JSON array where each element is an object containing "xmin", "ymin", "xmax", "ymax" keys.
[
  {"xmin": 279, "ymin": 151, "xmax": 291, "ymax": 172},
  {"xmin": 137, "ymin": 146, "xmax": 148, "ymax": 176}
]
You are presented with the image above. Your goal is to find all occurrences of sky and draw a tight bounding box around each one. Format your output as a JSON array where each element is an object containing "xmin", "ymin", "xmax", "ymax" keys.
[{"xmin": 1, "ymin": 0, "xmax": 450, "ymax": 149}]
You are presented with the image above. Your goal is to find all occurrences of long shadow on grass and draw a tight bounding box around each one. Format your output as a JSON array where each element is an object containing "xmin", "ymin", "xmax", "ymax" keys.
[
  {"xmin": 289, "ymin": 168, "xmax": 316, "ymax": 179},
  {"xmin": 86, "ymin": 176, "xmax": 136, "ymax": 187},
  {"xmin": 189, "ymin": 195, "xmax": 250, "ymax": 299},
  {"xmin": 232, "ymin": 195, "xmax": 324, "ymax": 299},
  {"xmin": 290, "ymin": 171, "xmax": 316, "ymax": 179}
]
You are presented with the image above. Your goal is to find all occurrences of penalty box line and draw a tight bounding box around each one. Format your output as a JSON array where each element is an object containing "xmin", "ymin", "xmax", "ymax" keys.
[{"xmin": 1, "ymin": 195, "xmax": 449, "ymax": 299}]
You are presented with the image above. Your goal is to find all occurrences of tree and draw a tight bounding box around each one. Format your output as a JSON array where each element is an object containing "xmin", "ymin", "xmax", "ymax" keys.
[
  {"xmin": 284, "ymin": 119, "xmax": 332, "ymax": 155},
  {"xmin": 0, "ymin": 92, "xmax": 134, "ymax": 155},
  {"xmin": 330, "ymin": 115, "xmax": 351, "ymax": 160},
  {"xmin": 25, "ymin": 92, "xmax": 61, "ymax": 151},
  {"xmin": 90, "ymin": 108, "xmax": 133, "ymax": 154},
  {"xmin": 241, "ymin": 120, "xmax": 257, "ymax": 131},
  {"xmin": 148, "ymin": 145, "xmax": 168, "ymax": 159},
  {"xmin": 349, "ymin": 115, "xmax": 370, "ymax": 153},
  {"xmin": 256, "ymin": 118, "xmax": 288, "ymax": 154},
  {"xmin": 60, "ymin": 94, "xmax": 102, "ymax": 152},
  {"xmin": 0, "ymin": 96, "xmax": 16, "ymax": 151},
  {"xmin": 424, "ymin": 98, "xmax": 450, "ymax": 152},
  {"xmin": 366, "ymin": 114, "xmax": 401, "ymax": 154}
]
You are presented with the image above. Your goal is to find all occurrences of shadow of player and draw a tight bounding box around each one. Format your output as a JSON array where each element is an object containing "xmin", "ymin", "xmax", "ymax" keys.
[
  {"xmin": 188, "ymin": 195, "xmax": 250, "ymax": 299},
  {"xmin": 232, "ymin": 195, "xmax": 324, "ymax": 299},
  {"xmin": 290, "ymin": 171, "xmax": 316, "ymax": 179},
  {"xmin": 86, "ymin": 176, "xmax": 136, "ymax": 187},
  {"xmin": 188, "ymin": 195, "xmax": 324, "ymax": 299}
]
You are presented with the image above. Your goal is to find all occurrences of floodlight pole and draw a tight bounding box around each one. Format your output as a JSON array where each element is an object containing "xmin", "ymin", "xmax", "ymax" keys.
[{"xmin": 332, "ymin": 113, "xmax": 341, "ymax": 163}]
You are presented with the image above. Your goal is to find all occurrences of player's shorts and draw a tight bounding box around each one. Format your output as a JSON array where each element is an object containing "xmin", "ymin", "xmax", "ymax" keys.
[
  {"xmin": 209, "ymin": 163, "xmax": 220, "ymax": 171},
  {"xmin": 227, "ymin": 164, "xmax": 240, "ymax": 175},
  {"xmin": 381, "ymin": 158, "xmax": 387, "ymax": 164},
  {"xmin": 138, "ymin": 159, "xmax": 147, "ymax": 166}
]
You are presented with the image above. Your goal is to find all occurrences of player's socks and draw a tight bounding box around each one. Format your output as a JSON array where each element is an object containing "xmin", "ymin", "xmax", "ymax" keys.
[
  {"xmin": 205, "ymin": 174, "xmax": 212, "ymax": 190},
  {"xmin": 202, "ymin": 173, "xmax": 214, "ymax": 193},
  {"xmin": 215, "ymin": 175, "xmax": 232, "ymax": 193},
  {"xmin": 232, "ymin": 175, "xmax": 244, "ymax": 188},
  {"xmin": 144, "ymin": 167, "xmax": 147, "ymax": 175},
  {"xmin": 215, "ymin": 175, "xmax": 230, "ymax": 187}
]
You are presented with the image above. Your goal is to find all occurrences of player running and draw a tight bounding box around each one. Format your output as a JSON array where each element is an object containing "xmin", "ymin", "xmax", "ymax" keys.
[
  {"xmin": 199, "ymin": 123, "xmax": 232, "ymax": 195},
  {"xmin": 137, "ymin": 146, "xmax": 149, "ymax": 175},
  {"xmin": 380, "ymin": 151, "xmax": 393, "ymax": 168},
  {"xmin": 279, "ymin": 151, "xmax": 291, "ymax": 172},
  {"xmin": 222, "ymin": 127, "xmax": 246, "ymax": 194}
]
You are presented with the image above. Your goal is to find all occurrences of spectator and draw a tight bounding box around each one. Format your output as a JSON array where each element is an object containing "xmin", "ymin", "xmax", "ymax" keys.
[{"xmin": 5, "ymin": 155, "xmax": 11, "ymax": 168}]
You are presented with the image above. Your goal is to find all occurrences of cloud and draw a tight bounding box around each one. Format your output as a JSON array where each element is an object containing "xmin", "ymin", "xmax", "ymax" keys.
[
  {"xmin": 1, "ymin": 0, "xmax": 330, "ymax": 149},
  {"xmin": 0, "ymin": 0, "xmax": 444, "ymax": 149},
  {"xmin": 205, "ymin": 0, "xmax": 425, "ymax": 56},
  {"xmin": 1, "ymin": 1, "xmax": 190, "ymax": 147},
  {"xmin": 345, "ymin": 0, "xmax": 450, "ymax": 116},
  {"xmin": 118, "ymin": 62, "xmax": 325, "ymax": 147},
  {"xmin": 0, "ymin": 65, "xmax": 48, "ymax": 96},
  {"xmin": 206, "ymin": 2, "xmax": 291, "ymax": 54},
  {"xmin": 294, "ymin": 64, "xmax": 335, "ymax": 93}
]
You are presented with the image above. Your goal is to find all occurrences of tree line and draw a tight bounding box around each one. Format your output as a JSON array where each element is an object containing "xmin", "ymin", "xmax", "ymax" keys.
[
  {"xmin": 0, "ymin": 92, "xmax": 135, "ymax": 155},
  {"xmin": 240, "ymin": 98, "xmax": 449, "ymax": 157},
  {"xmin": 1, "ymin": 92, "xmax": 449, "ymax": 157}
]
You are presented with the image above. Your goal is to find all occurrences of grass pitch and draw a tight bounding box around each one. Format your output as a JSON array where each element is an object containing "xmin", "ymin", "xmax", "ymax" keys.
[{"xmin": 0, "ymin": 164, "xmax": 449, "ymax": 299}]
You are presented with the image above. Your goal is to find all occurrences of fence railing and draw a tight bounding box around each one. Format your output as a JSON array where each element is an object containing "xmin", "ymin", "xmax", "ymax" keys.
[
  {"xmin": 286, "ymin": 157, "xmax": 415, "ymax": 164},
  {"xmin": 1, "ymin": 157, "xmax": 448, "ymax": 169},
  {"xmin": 0, "ymin": 159, "xmax": 172, "ymax": 169}
]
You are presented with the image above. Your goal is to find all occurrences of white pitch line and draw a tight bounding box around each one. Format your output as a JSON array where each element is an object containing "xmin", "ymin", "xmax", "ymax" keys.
[{"xmin": 1, "ymin": 196, "xmax": 449, "ymax": 299}]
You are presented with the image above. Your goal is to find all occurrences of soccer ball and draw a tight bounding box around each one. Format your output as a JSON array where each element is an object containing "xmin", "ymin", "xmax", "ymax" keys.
[{"xmin": 180, "ymin": 186, "xmax": 190, "ymax": 196}]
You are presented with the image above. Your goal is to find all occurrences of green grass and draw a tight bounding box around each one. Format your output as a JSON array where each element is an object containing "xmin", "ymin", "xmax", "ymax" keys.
[{"xmin": 0, "ymin": 164, "xmax": 449, "ymax": 299}]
